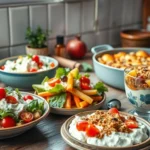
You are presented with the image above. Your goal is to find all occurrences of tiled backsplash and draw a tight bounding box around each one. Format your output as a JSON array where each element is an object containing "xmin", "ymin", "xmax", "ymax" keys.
[{"xmin": 0, "ymin": 0, "xmax": 142, "ymax": 59}]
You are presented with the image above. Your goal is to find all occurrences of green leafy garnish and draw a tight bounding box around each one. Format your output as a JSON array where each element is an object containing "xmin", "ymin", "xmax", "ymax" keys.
[
  {"xmin": 49, "ymin": 93, "xmax": 66, "ymax": 108},
  {"xmin": 42, "ymin": 76, "xmax": 49, "ymax": 85},
  {"xmin": 94, "ymin": 82, "xmax": 108, "ymax": 93},
  {"xmin": 82, "ymin": 62, "xmax": 93, "ymax": 72},
  {"xmin": 49, "ymin": 84, "xmax": 65, "ymax": 93},
  {"xmin": 27, "ymin": 54, "xmax": 32, "ymax": 59},
  {"xmin": 26, "ymin": 100, "xmax": 44, "ymax": 113},
  {"xmin": 0, "ymin": 109, "xmax": 17, "ymax": 120},
  {"xmin": 55, "ymin": 68, "xmax": 70, "ymax": 78},
  {"xmin": 32, "ymin": 84, "xmax": 46, "ymax": 93}
]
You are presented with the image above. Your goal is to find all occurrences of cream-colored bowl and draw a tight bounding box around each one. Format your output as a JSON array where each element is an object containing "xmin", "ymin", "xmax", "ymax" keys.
[
  {"xmin": 0, "ymin": 92, "xmax": 50, "ymax": 139},
  {"xmin": 61, "ymin": 110, "xmax": 150, "ymax": 150}
]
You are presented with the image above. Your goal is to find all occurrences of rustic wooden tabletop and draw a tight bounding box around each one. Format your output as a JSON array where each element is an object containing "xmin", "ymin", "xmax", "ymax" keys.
[{"xmin": 0, "ymin": 53, "xmax": 147, "ymax": 150}]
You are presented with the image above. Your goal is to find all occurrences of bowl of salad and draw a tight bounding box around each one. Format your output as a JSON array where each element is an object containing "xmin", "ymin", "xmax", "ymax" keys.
[
  {"xmin": 0, "ymin": 87, "xmax": 50, "ymax": 139},
  {"xmin": 33, "ymin": 68, "xmax": 108, "ymax": 115},
  {"xmin": 0, "ymin": 55, "xmax": 58, "ymax": 90}
]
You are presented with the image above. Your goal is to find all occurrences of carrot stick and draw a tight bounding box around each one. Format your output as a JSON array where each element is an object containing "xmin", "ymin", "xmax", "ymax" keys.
[
  {"xmin": 81, "ymin": 90, "xmax": 98, "ymax": 95},
  {"xmin": 38, "ymin": 92, "xmax": 55, "ymax": 97},
  {"xmin": 64, "ymin": 93, "xmax": 71, "ymax": 109},
  {"xmin": 73, "ymin": 95, "xmax": 81, "ymax": 108},
  {"xmin": 68, "ymin": 88, "xmax": 93, "ymax": 104},
  {"xmin": 90, "ymin": 96, "xmax": 102, "ymax": 101},
  {"xmin": 80, "ymin": 101, "xmax": 89, "ymax": 108}
]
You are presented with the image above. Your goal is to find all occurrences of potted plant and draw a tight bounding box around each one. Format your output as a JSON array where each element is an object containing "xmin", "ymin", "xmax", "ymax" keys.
[{"xmin": 25, "ymin": 26, "xmax": 49, "ymax": 56}]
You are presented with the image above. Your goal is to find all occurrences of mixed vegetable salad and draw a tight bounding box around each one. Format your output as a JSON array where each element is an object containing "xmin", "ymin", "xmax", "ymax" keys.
[
  {"xmin": 0, "ymin": 55, "xmax": 55, "ymax": 73},
  {"xmin": 0, "ymin": 87, "xmax": 45, "ymax": 128},
  {"xmin": 33, "ymin": 68, "xmax": 108, "ymax": 109}
]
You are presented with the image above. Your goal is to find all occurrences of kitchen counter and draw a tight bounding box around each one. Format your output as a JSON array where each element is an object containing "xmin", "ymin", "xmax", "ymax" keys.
[{"xmin": 0, "ymin": 54, "xmax": 148, "ymax": 150}]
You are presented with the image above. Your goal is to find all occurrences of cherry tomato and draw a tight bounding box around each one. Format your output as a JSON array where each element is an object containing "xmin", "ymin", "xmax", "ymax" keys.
[
  {"xmin": 1, "ymin": 116, "xmax": 16, "ymax": 128},
  {"xmin": 6, "ymin": 96, "xmax": 18, "ymax": 104},
  {"xmin": 48, "ymin": 78, "xmax": 61, "ymax": 87},
  {"xmin": 125, "ymin": 120, "xmax": 138, "ymax": 128},
  {"xmin": 20, "ymin": 112, "xmax": 33, "ymax": 123},
  {"xmin": 0, "ymin": 66, "xmax": 5, "ymax": 70},
  {"xmin": 86, "ymin": 124, "xmax": 100, "ymax": 137},
  {"xmin": 80, "ymin": 76, "xmax": 90, "ymax": 84},
  {"xmin": 50, "ymin": 62, "xmax": 55, "ymax": 68},
  {"xmin": 38, "ymin": 61, "xmax": 44, "ymax": 68},
  {"xmin": 76, "ymin": 121, "xmax": 89, "ymax": 131},
  {"xmin": 0, "ymin": 88, "xmax": 6, "ymax": 100},
  {"xmin": 32, "ymin": 55, "xmax": 40, "ymax": 64},
  {"xmin": 108, "ymin": 108, "xmax": 119, "ymax": 114},
  {"xmin": 80, "ymin": 82, "xmax": 91, "ymax": 90},
  {"xmin": 29, "ymin": 68, "xmax": 37, "ymax": 72},
  {"xmin": 23, "ymin": 95, "xmax": 34, "ymax": 101}
]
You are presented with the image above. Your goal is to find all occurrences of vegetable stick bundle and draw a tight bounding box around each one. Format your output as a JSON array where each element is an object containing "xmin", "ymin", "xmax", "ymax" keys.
[{"xmin": 33, "ymin": 67, "xmax": 108, "ymax": 109}]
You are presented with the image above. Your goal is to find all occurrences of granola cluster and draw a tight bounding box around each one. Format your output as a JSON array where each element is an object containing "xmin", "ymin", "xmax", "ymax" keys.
[
  {"xmin": 98, "ymin": 50, "xmax": 150, "ymax": 69},
  {"xmin": 125, "ymin": 66, "xmax": 150, "ymax": 90},
  {"xmin": 82, "ymin": 110, "xmax": 136, "ymax": 139}
]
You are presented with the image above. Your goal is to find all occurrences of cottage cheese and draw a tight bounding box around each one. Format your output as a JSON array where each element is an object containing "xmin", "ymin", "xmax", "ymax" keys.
[
  {"xmin": 69, "ymin": 115, "xmax": 149, "ymax": 147},
  {"xmin": 3, "ymin": 56, "xmax": 53, "ymax": 73}
]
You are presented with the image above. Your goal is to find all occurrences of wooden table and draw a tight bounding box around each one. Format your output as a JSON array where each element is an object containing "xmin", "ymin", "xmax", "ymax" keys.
[{"xmin": 0, "ymin": 54, "xmax": 141, "ymax": 150}]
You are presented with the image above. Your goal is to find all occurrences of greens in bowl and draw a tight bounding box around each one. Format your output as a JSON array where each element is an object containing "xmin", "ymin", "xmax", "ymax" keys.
[
  {"xmin": 0, "ymin": 87, "xmax": 48, "ymax": 128},
  {"xmin": 33, "ymin": 68, "xmax": 108, "ymax": 113}
]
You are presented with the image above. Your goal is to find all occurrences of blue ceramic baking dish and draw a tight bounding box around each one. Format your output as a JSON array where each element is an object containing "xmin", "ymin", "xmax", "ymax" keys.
[{"xmin": 91, "ymin": 44, "xmax": 150, "ymax": 90}]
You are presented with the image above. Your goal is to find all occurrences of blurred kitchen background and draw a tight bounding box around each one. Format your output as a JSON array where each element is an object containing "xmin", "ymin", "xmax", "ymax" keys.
[{"xmin": 0, "ymin": 0, "xmax": 148, "ymax": 59}]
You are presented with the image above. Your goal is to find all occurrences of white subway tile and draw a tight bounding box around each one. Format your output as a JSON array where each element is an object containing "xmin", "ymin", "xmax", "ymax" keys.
[
  {"xmin": 122, "ymin": 0, "xmax": 134, "ymax": 25},
  {"xmin": 48, "ymin": 3, "xmax": 65, "ymax": 38},
  {"xmin": 0, "ymin": 8, "xmax": 9, "ymax": 47},
  {"xmin": 95, "ymin": 30, "xmax": 109, "ymax": 45},
  {"xmin": 48, "ymin": 39, "xmax": 56, "ymax": 55},
  {"xmin": 98, "ymin": 0, "xmax": 110, "ymax": 30},
  {"xmin": 132, "ymin": 0, "xmax": 142, "ymax": 23},
  {"xmin": 82, "ymin": 0, "xmax": 95, "ymax": 32},
  {"xmin": 29, "ymin": 5, "xmax": 48, "ymax": 31},
  {"xmin": 109, "ymin": 0, "xmax": 123, "ymax": 28},
  {"xmin": 66, "ymin": 2, "xmax": 81, "ymax": 35},
  {"xmin": 82, "ymin": 33, "xmax": 96, "ymax": 51},
  {"xmin": 10, "ymin": 45, "xmax": 26, "ymax": 56},
  {"xmin": 0, "ymin": 48, "xmax": 9, "ymax": 59},
  {"xmin": 9, "ymin": 6, "xmax": 29, "ymax": 45},
  {"xmin": 109, "ymin": 28, "xmax": 121, "ymax": 46}
]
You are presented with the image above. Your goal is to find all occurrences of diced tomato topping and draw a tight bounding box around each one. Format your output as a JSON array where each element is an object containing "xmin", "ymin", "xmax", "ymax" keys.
[
  {"xmin": 32, "ymin": 55, "xmax": 40, "ymax": 64},
  {"xmin": 80, "ymin": 76, "xmax": 90, "ymax": 84},
  {"xmin": 108, "ymin": 108, "xmax": 119, "ymax": 114},
  {"xmin": 50, "ymin": 62, "xmax": 55, "ymax": 68},
  {"xmin": 0, "ymin": 66, "xmax": 5, "ymax": 70},
  {"xmin": 20, "ymin": 112, "xmax": 33, "ymax": 123},
  {"xmin": 23, "ymin": 95, "xmax": 34, "ymax": 101},
  {"xmin": 1, "ymin": 116, "xmax": 16, "ymax": 128},
  {"xmin": 80, "ymin": 82, "xmax": 91, "ymax": 90},
  {"xmin": 6, "ymin": 96, "xmax": 18, "ymax": 104},
  {"xmin": 86, "ymin": 124, "xmax": 100, "ymax": 137},
  {"xmin": 29, "ymin": 68, "xmax": 37, "ymax": 72},
  {"xmin": 0, "ymin": 88, "xmax": 6, "ymax": 100},
  {"xmin": 76, "ymin": 121, "xmax": 89, "ymax": 131},
  {"xmin": 38, "ymin": 61, "xmax": 44, "ymax": 68},
  {"xmin": 125, "ymin": 120, "xmax": 138, "ymax": 128},
  {"xmin": 48, "ymin": 78, "xmax": 61, "ymax": 87}
]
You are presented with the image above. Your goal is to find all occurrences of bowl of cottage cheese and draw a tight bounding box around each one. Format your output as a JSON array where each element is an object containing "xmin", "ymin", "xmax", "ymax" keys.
[
  {"xmin": 0, "ymin": 55, "xmax": 58, "ymax": 90},
  {"xmin": 61, "ymin": 109, "xmax": 150, "ymax": 150}
]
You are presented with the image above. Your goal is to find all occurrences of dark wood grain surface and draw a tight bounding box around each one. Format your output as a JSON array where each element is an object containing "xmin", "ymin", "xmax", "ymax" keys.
[{"xmin": 0, "ymin": 53, "xmax": 136, "ymax": 150}]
